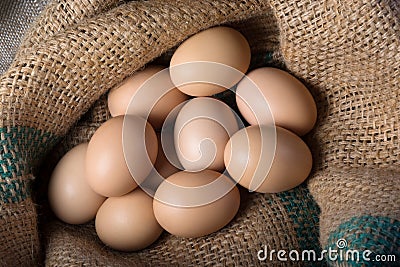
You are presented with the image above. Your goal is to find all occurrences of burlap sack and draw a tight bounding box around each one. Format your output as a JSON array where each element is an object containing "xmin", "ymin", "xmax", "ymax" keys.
[{"xmin": 0, "ymin": 0, "xmax": 398, "ymax": 266}]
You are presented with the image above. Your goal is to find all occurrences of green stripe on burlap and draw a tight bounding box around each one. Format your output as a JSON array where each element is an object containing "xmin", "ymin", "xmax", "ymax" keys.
[
  {"xmin": 325, "ymin": 215, "xmax": 400, "ymax": 266},
  {"xmin": 0, "ymin": 126, "xmax": 58, "ymax": 203},
  {"xmin": 269, "ymin": 184, "xmax": 326, "ymax": 266},
  {"xmin": 251, "ymin": 51, "xmax": 275, "ymax": 68}
]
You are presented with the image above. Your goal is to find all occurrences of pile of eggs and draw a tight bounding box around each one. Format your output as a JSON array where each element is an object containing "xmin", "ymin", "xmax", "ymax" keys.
[{"xmin": 48, "ymin": 26, "xmax": 317, "ymax": 252}]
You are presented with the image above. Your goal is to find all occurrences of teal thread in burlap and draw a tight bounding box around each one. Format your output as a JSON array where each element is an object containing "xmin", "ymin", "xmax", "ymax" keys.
[
  {"xmin": 0, "ymin": 177, "xmax": 29, "ymax": 203},
  {"xmin": 251, "ymin": 51, "xmax": 275, "ymax": 69},
  {"xmin": 272, "ymin": 184, "xmax": 326, "ymax": 266},
  {"xmin": 326, "ymin": 215, "xmax": 400, "ymax": 266},
  {"xmin": 0, "ymin": 126, "xmax": 58, "ymax": 203}
]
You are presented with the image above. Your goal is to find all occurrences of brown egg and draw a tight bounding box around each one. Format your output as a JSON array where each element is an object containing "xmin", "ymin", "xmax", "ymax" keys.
[
  {"xmin": 236, "ymin": 67, "xmax": 317, "ymax": 136},
  {"xmin": 153, "ymin": 170, "xmax": 240, "ymax": 238},
  {"xmin": 174, "ymin": 97, "xmax": 239, "ymax": 172},
  {"xmin": 224, "ymin": 125, "xmax": 313, "ymax": 193},
  {"xmin": 108, "ymin": 65, "xmax": 189, "ymax": 130},
  {"xmin": 95, "ymin": 188, "xmax": 163, "ymax": 251},
  {"xmin": 48, "ymin": 143, "xmax": 106, "ymax": 224},
  {"xmin": 170, "ymin": 26, "xmax": 251, "ymax": 96},
  {"xmin": 86, "ymin": 115, "xmax": 157, "ymax": 197}
]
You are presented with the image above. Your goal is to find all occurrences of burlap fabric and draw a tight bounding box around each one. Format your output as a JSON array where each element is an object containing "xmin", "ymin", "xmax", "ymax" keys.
[
  {"xmin": 0, "ymin": 0, "xmax": 50, "ymax": 74},
  {"xmin": 0, "ymin": 0, "xmax": 399, "ymax": 266}
]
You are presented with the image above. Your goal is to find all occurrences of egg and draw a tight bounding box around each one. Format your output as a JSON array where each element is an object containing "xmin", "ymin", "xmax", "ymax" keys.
[
  {"xmin": 153, "ymin": 170, "xmax": 240, "ymax": 238},
  {"xmin": 236, "ymin": 67, "xmax": 317, "ymax": 136},
  {"xmin": 224, "ymin": 125, "xmax": 313, "ymax": 193},
  {"xmin": 170, "ymin": 26, "xmax": 251, "ymax": 96},
  {"xmin": 95, "ymin": 188, "xmax": 163, "ymax": 251},
  {"xmin": 86, "ymin": 115, "xmax": 158, "ymax": 197},
  {"xmin": 108, "ymin": 65, "xmax": 189, "ymax": 130},
  {"xmin": 174, "ymin": 97, "xmax": 239, "ymax": 172},
  {"xmin": 48, "ymin": 143, "xmax": 106, "ymax": 224}
]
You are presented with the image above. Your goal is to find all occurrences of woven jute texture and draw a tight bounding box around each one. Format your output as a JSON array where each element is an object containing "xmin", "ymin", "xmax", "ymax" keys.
[
  {"xmin": 270, "ymin": 0, "xmax": 400, "ymax": 263},
  {"xmin": 0, "ymin": 0, "xmax": 399, "ymax": 266},
  {"xmin": 272, "ymin": 0, "xmax": 400, "ymax": 265},
  {"xmin": 0, "ymin": 0, "xmax": 50, "ymax": 74}
]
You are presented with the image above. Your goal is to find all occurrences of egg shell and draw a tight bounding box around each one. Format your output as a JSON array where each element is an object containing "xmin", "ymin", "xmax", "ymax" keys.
[
  {"xmin": 86, "ymin": 115, "xmax": 157, "ymax": 197},
  {"xmin": 153, "ymin": 170, "xmax": 240, "ymax": 238},
  {"xmin": 170, "ymin": 26, "xmax": 251, "ymax": 96},
  {"xmin": 177, "ymin": 119, "xmax": 228, "ymax": 171},
  {"xmin": 236, "ymin": 67, "xmax": 317, "ymax": 136},
  {"xmin": 224, "ymin": 125, "xmax": 313, "ymax": 193},
  {"xmin": 174, "ymin": 97, "xmax": 239, "ymax": 172},
  {"xmin": 48, "ymin": 143, "xmax": 106, "ymax": 224},
  {"xmin": 108, "ymin": 65, "xmax": 189, "ymax": 130},
  {"xmin": 95, "ymin": 188, "xmax": 163, "ymax": 251}
]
